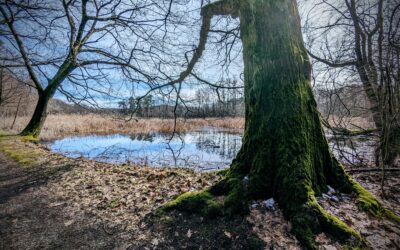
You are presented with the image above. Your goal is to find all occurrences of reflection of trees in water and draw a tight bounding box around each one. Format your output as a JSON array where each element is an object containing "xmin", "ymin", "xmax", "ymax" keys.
[
  {"xmin": 53, "ymin": 132, "xmax": 242, "ymax": 170},
  {"xmin": 194, "ymin": 131, "xmax": 241, "ymax": 160},
  {"xmin": 165, "ymin": 133, "xmax": 185, "ymax": 168},
  {"xmin": 54, "ymin": 131, "xmax": 374, "ymax": 170},
  {"xmin": 126, "ymin": 131, "xmax": 242, "ymax": 162},
  {"xmin": 129, "ymin": 133, "xmax": 156, "ymax": 142}
]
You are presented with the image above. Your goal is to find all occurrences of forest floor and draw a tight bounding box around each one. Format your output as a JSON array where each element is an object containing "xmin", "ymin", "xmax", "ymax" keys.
[{"xmin": 0, "ymin": 135, "xmax": 399, "ymax": 249}]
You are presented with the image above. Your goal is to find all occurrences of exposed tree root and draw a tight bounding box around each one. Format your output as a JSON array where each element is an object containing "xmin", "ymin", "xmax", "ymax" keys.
[
  {"xmin": 348, "ymin": 177, "xmax": 400, "ymax": 222},
  {"xmin": 160, "ymin": 170, "xmax": 398, "ymax": 249},
  {"xmin": 289, "ymin": 195, "xmax": 362, "ymax": 249}
]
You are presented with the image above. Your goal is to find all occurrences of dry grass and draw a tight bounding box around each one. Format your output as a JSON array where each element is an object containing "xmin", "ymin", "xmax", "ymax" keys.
[
  {"xmin": 0, "ymin": 113, "xmax": 375, "ymax": 141},
  {"xmin": 0, "ymin": 114, "xmax": 245, "ymax": 140}
]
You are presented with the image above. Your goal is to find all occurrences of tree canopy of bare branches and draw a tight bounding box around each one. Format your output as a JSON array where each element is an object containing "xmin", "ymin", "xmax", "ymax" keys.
[{"xmin": 303, "ymin": 0, "xmax": 400, "ymax": 168}]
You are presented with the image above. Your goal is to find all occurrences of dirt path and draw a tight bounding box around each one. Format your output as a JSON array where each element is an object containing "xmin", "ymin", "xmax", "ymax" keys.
[
  {"xmin": 0, "ymin": 152, "xmax": 31, "ymax": 203},
  {"xmin": 0, "ymin": 152, "xmax": 123, "ymax": 249},
  {"xmin": 0, "ymin": 137, "xmax": 399, "ymax": 249}
]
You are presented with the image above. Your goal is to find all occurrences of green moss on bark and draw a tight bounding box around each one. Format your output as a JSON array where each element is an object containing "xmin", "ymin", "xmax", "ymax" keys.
[
  {"xmin": 348, "ymin": 178, "xmax": 400, "ymax": 222},
  {"xmin": 162, "ymin": 0, "xmax": 398, "ymax": 249},
  {"xmin": 161, "ymin": 191, "xmax": 223, "ymax": 218}
]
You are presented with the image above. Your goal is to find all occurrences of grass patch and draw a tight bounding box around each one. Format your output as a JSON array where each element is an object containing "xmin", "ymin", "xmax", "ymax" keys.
[
  {"xmin": 0, "ymin": 136, "xmax": 41, "ymax": 167},
  {"xmin": 21, "ymin": 135, "xmax": 40, "ymax": 142},
  {"xmin": 0, "ymin": 129, "xmax": 9, "ymax": 137}
]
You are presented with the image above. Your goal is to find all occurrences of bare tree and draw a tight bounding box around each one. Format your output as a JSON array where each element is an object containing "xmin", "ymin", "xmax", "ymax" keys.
[
  {"xmin": 303, "ymin": 0, "xmax": 400, "ymax": 168},
  {"xmin": 0, "ymin": 0, "xmax": 173, "ymax": 137}
]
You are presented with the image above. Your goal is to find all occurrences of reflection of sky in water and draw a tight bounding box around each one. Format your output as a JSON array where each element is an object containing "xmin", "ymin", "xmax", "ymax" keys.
[
  {"xmin": 49, "ymin": 130, "xmax": 376, "ymax": 171},
  {"xmin": 49, "ymin": 130, "xmax": 242, "ymax": 171},
  {"xmin": 327, "ymin": 133, "xmax": 377, "ymax": 167}
]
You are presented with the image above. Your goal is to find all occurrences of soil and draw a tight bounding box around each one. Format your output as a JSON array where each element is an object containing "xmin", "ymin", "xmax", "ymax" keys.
[{"xmin": 0, "ymin": 136, "xmax": 399, "ymax": 249}]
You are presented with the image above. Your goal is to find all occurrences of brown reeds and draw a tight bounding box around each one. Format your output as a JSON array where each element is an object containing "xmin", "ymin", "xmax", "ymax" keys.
[{"xmin": 0, "ymin": 114, "xmax": 245, "ymax": 140}]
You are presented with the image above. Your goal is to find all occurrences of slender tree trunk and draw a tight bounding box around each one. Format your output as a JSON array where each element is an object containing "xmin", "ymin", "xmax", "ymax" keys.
[
  {"xmin": 386, "ymin": 125, "xmax": 400, "ymax": 166},
  {"xmin": 19, "ymin": 59, "xmax": 73, "ymax": 138},
  {"xmin": 364, "ymin": 71, "xmax": 400, "ymax": 168},
  {"xmin": 163, "ymin": 0, "xmax": 399, "ymax": 249},
  {"xmin": 20, "ymin": 90, "xmax": 52, "ymax": 137}
]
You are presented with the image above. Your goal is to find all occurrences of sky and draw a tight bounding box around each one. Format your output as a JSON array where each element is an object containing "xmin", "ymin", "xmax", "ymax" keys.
[{"xmin": 1, "ymin": 0, "xmax": 357, "ymax": 108}]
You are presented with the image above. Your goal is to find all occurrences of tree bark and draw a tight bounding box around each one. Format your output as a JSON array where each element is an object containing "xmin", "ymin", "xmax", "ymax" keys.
[
  {"xmin": 19, "ymin": 59, "xmax": 74, "ymax": 138},
  {"xmin": 220, "ymin": 0, "xmax": 359, "ymax": 247},
  {"xmin": 0, "ymin": 68, "xmax": 3, "ymax": 106},
  {"xmin": 162, "ymin": 0, "xmax": 399, "ymax": 249},
  {"xmin": 387, "ymin": 126, "xmax": 400, "ymax": 165},
  {"xmin": 19, "ymin": 90, "xmax": 52, "ymax": 137}
]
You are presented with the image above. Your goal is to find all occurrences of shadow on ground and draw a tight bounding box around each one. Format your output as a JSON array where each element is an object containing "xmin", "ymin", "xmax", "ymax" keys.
[{"xmin": 138, "ymin": 211, "xmax": 264, "ymax": 249}]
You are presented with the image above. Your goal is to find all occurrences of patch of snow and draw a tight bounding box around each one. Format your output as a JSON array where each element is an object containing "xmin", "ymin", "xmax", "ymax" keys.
[
  {"xmin": 327, "ymin": 185, "xmax": 335, "ymax": 195},
  {"xmin": 250, "ymin": 203, "xmax": 259, "ymax": 209},
  {"xmin": 322, "ymin": 193, "xmax": 330, "ymax": 199},
  {"xmin": 186, "ymin": 229, "xmax": 192, "ymax": 238},
  {"xmin": 341, "ymin": 194, "xmax": 351, "ymax": 201},
  {"xmin": 262, "ymin": 198, "xmax": 275, "ymax": 210},
  {"xmin": 330, "ymin": 195, "xmax": 339, "ymax": 202}
]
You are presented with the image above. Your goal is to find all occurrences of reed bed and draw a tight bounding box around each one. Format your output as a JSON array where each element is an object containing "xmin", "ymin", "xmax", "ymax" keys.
[
  {"xmin": 0, "ymin": 114, "xmax": 245, "ymax": 140},
  {"xmin": 0, "ymin": 113, "xmax": 373, "ymax": 141}
]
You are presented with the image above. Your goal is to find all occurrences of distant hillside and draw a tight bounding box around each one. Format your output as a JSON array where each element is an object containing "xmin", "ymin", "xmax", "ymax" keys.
[{"xmin": 47, "ymin": 99, "xmax": 90, "ymax": 115}]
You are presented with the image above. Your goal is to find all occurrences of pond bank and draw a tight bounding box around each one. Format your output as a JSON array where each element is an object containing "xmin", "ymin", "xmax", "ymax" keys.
[{"xmin": 0, "ymin": 135, "xmax": 399, "ymax": 249}]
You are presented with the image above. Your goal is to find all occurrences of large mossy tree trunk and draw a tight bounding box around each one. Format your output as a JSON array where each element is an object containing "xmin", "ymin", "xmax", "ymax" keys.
[
  {"xmin": 162, "ymin": 0, "xmax": 398, "ymax": 249},
  {"xmin": 219, "ymin": 1, "xmax": 360, "ymax": 247},
  {"xmin": 230, "ymin": 0, "xmax": 346, "ymax": 200}
]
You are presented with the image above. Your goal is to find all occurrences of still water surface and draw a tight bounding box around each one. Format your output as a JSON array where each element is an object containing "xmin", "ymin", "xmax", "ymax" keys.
[
  {"xmin": 49, "ymin": 129, "xmax": 376, "ymax": 171},
  {"xmin": 49, "ymin": 130, "xmax": 242, "ymax": 171}
]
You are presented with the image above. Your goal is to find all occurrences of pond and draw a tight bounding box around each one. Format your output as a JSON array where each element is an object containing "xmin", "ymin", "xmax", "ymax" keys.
[
  {"xmin": 49, "ymin": 129, "xmax": 242, "ymax": 171},
  {"xmin": 49, "ymin": 129, "xmax": 377, "ymax": 171}
]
